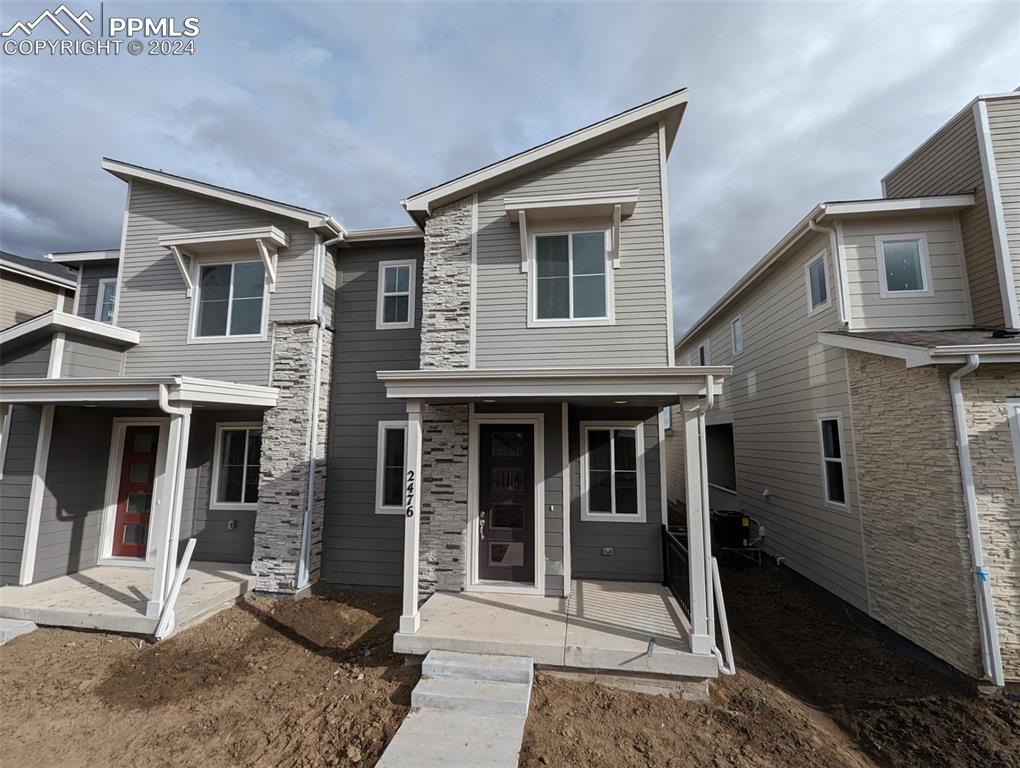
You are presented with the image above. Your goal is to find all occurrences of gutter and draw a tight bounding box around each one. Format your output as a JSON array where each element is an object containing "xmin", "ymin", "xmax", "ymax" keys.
[
  {"xmin": 948, "ymin": 355, "xmax": 1005, "ymax": 686},
  {"xmin": 808, "ymin": 215, "xmax": 849, "ymax": 326}
]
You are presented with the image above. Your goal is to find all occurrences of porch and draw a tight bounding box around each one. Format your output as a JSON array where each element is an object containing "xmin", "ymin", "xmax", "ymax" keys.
[
  {"xmin": 394, "ymin": 578, "xmax": 717, "ymax": 678},
  {"xmin": 0, "ymin": 561, "xmax": 254, "ymax": 635}
]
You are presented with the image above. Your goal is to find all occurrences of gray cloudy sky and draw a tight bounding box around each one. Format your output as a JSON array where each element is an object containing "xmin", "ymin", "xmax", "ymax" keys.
[{"xmin": 1, "ymin": 1, "xmax": 1017, "ymax": 333}]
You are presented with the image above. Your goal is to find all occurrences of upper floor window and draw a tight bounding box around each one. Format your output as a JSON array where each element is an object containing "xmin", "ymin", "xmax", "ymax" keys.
[
  {"xmin": 212, "ymin": 423, "xmax": 262, "ymax": 509},
  {"xmin": 731, "ymin": 316, "xmax": 743, "ymax": 355},
  {"xmin": 806, "ymin": 253, "xmax": 829, "ymax": 314},
  {"xmin": 96, "ymin": 278, "xmax": 117, "ymax": 323},
  {"xmin": 193, "ymin": 261, "xmax": 266, "ymax": 340},
  {"xmin": 818, "ymin": 416, "xmax": 847, "ymax": 507},
  {"xmin": 581, "ymin": 422, "xmax": 646, "ymax": 522},
  {"xmin": 376, "ymin": 259, "xmax": 416, "ymax": 329},
  {"xmin": 698, "ymin": 340, "xmax": 711, "ymax": 366},
  {"xmin": 375, "ymin": 421, "xmax": 408, "ymax": 514},
  {"xmin": 531, "ymin": 230, "xmax": 612, "ymax": 325},
  {"xmin": 876, "ymin": 234, "xmax": 932, "ymax": 297}
]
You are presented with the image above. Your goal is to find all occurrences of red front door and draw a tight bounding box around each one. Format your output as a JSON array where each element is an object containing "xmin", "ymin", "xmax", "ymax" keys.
[{"xmin": 111, "ymin": 425, "xmax": 160, "ymax": 558}]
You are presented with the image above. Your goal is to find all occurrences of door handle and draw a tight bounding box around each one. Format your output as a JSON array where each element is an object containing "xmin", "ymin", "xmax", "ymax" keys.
[{"xmin": 480, "ymin": 509, "xmax": 486, "ymax": 540}]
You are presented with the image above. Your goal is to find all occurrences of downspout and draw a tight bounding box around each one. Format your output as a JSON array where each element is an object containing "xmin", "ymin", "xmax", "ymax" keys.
[
  {"xmin": 697, "ymin": 376, "xmax": 715, "ymax": 643},
  {"xmin": 948, "ymin": 355, "xmax": 1005, "ymax": 686},
  {"xmin": 158, "ymin": 381, "xmax": 191, "ymax": 611},
  {"xmin": 808, "ymin": 216, "xmax": 848, "ymax": 326}
]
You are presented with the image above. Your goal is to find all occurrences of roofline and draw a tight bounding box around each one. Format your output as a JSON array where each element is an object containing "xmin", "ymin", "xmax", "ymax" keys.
[
  {"xmin": 0, "ymin": 310, "xmax": 140, "ymax": 348},
  {"xmin": 343, "ymin": 226, "xmax": 424, "ymax": 244},
  {"xmin": 402, "ymin": 88, "xmax": 689, "ymax": 220},
  {"xmin": 0, "ymin": 257, "xmax": 77, "ymax": 289},
  {"xmin": 0, "ymin": 375, "xmax": 279, "ymax": 408},
  {"xmin": 46, "ymin": 249, "xmax": 120, "ymax": 263},
  {"xmin": 881, "ymin": 89, "xmax": 1020, "ymax": 185},
  {"xmin": 817, "ymin": 332, "xmax": 1020, "ymax": 367},
  {"xmin": 101, "ymin": 158, "xmax": 345, "ymax": 237},
  {"xmin": 676, "ymin": 194, "xmax": 977, "ymax": 350}
]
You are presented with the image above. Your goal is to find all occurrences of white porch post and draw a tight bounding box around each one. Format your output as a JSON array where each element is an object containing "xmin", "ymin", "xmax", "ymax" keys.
[
  {"xmin": 400, "ymin": 399, "xmax": 424, "ymax": 634},
  {"xmin": 146, "ymin": 406, "xmax": 191, "ymax": 618},
  {"xmin": 682, "ymin": 398, "xmax": 712, "ymax": 655}
]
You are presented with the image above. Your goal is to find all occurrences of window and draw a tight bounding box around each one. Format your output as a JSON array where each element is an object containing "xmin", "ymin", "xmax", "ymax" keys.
[
  {"xmin": 212, "ymin": 423, "xmax": 262, "ymax": 508},
  {"xmin": 806, "ymin": 254, "xmax": 829, "ymax": 313},
  {"xmin": 376, "ymin": 421, "xmax": 408, "ymax": 514},
  {"xmin": 376, "ymin": 260, "xmax": 416, "ymax": 329},
  {"xmin": 818, "ymin": 416, "xmax": 847, "ymax": 507},
  {"xmin": 731, "ymin": 316, "xmax": 743, "ymax": 355},
  {"xmin": 532, "ymin": 230, "xmax": 611, "ymax": 323},
  {"xmin": 698, "ymin": 340, "xmax": 711, "ymax": 366},
  {"xmin": 95, "ymin": 278, "xmax": 117, "ymax": 323},
  {"xmin": 581, "ymin": 422, "xmax": 646, "ymax": 521},
  {"xmin": 876, "ymin": 234, "xmax": 932, "ymax": 296},
  {"xmin": 193, "ymin": 261, "xmax": 266, "ymax": 339},
  {"xmin": 662, "ymin": 406, "xmax": 672, "ymax": 432}
]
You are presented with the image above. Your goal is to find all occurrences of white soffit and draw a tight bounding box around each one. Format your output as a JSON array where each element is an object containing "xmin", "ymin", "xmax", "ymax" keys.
[{"xmin": 504, "ymin": 189, "xmax": 639, "ymax": 222}]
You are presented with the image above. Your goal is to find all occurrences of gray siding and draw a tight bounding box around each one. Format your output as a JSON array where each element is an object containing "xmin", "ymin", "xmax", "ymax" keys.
[
  {"xmin": 883, "ymin": 107, "xmax": 1004, "ymax": 327},
  {"xmin": 0, "ymin": 271, "xmax": 64, "ymax": 330},
  {"xmin": 0, "ymin": 337, "xmax": 51, "ymax": 378},
  {"xmin": 0, "ymin": 406, "xmax": 41, "ymax": 585},
  {"xmin": 570, "ymin": 406, "xmax": 664, "ymax": 582},
  {"xmin": 321, "ymin": 244, "xmax": 423, "ymax": 589},
  {"xmin": 987, "ymin": 97, "xmax": 1020, "ymax": 309},
  {"xmin": 118, "ymin": 180, "xmax": 318, "ymax": 385},
  {"xmin": 74, "ymin": 260, "xmax": 119, "ymax": 321},
  {"xmin": 474, "ymin": 125, "xmax": 670, "ymax": 368},
  {"xmin": 61, "ymin": 334, "xmax": 125, "ymax": 377}
]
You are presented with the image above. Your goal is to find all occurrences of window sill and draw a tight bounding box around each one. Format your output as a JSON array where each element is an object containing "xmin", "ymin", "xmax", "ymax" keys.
[
  {"xmin": 209, "ymin": 502, "xmax": 259, "ymax": 512},
  {"xmin": 375, "ymin": 506, "xmax": 406, "ymax": 516},
  {"xmin": 527, "ymin": 317, "xmax": 615, "ymax": 329},
  {"xmin": 580, "ymin": 511, "xmax": 647, "ymax": 524},
  {"xmin": 187, "ymin": 334, "xmax": 267, "ymax": 344},
  {"xmin": 877, "ymin": 289, "xmax": 935, "ymax": 299},
  {"xmin": 375, "ymin": 321, "xmax": 415, "ymax": 331}
]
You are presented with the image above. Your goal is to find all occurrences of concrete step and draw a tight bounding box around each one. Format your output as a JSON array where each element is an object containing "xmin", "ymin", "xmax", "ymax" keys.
[
  {"xmin": 412, "ymin": 676, "xmax": 532, "ymax": 718},
  {"xmin": 375, "ymin": 709, "xmax": 527, "ymax": 768},
  {"xmin": 0, "ymin": 618, "xmax": 37, "ymax": 645},
  {"xmin": 423, "ymin": 650, "xmax": 534, "ymax": 684}
]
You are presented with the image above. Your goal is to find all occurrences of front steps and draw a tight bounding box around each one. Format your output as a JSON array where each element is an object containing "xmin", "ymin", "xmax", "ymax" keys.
[{"xmin": 377, "ymin": 650, "xmax": 534, "ymax": 768}]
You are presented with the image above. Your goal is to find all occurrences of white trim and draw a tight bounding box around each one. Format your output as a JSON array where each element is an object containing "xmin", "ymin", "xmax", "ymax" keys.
[
  {"xmin": 579, "ymin": 420, "xmax": 647, "ymax": 523},
  {"xmin": 209, "ymin": 422, "xmax": 263, "ymax": 511},
  {"xmin": 467, "ymin": 412, "xmax": 546, "ymax": 596},
  {"xmin": 309, "ymin": 233, "xmax": 323, "ymax": 321},
  {"xmin": 0, "ymin": 405, "xmax": 10, "ymax": 481},
  {"xmin": 834, "ymin": 220, "xmax": 853, "ymax": 328},
  {"xmin": 875, "ymin": 233, "xmax": 935, "ymax": 298},
  {"xmin": 375, "ymin": 259, "xmax": 417, "ymax": 330},
  {"xmin": 560, "ymin": 401, "xmax": 571, "ymax": 597},
  {"xmin": 47, "ymin": 249, "xmax": 121, "ymax": 264},
  {"xmin": 98, "ymin": 417, "xmax": 170, "ymax": 566},
  {"xmin": 70, "ymin": 265, "xmax": 83, "ymax": 315},
  {"xmin": 469, "ymin": 194, "xmax": 478, "ymax": 368},
  {"xmin": 806, "ymin": 250, "xmax": 831, "ymax": 316},
  {"xmin": 504, "ymin": 189, "xmax": 639, "ymax": 222},
  {"xmin": 0, "ymin": 376, "xmax": 279, "ymax": 408},
  {"xmin": 19, "ymin": 404, "xmax": 54, "ymax": 585},
  {"xmin": 1008, "ymin": 399, "xmax": 1020, "ymax": 503},
  {"xmin": 158, "ymin": 226, "xmax": 288, "ymax": 250},
  {"xmin": 659, "ymin": 121, "xmax": 676, "ymax": 365},
  {"xmin": 657, "ymin": 409, "xmax": 668, "ymax": 525},
  {"xmin": 730, "ymin": 315, "xmax": 743, "ymax": 356},
  {"xmin": 817, "ymin": 332, "xmax": 1020, "ymax": 367},
  {"xmin": 94, "ymin": 277, "xmax": 118, "ymax": 323},
  {"xmin": 112, "ymin": 180, "xmax": 130, "ymax": 325},
  {"xmin": 187, "ymin": 258, "xmax": 269, "ymax": 343},
  {"xmin": 821, "ymin": 195, "xmax": 975, "ymax": 218},
  {"xmin": 344, "ymin": 226, "xmax": 423, "ymax": 243},
  {"xmin": 528, "ymin": 228, "xmax": 615, "ymax": 328},
  {"xmin": 817, "ymin": 413, "xmax": 849, "ymax": 512},
  {"xmin": 974, "ymin": 100, "xmax": 1020, "ymax": 328},
  {"xmin": 0, "ymin": 310, "xmax": 140, "ymax": 348},
  {"xmin": 47, "ymin": 333, "xmax": 65, "ymax": 378},
  {"xmin": 375, "ymin": 420, "xmax": 409, "ymax": 515},
  {"xmin": 400, "ymin": 400, "xmax": 424, "ymax": 634},
  {"xmin": 0, "ymin": 258, "xmax": 77, "ymax": 289}
]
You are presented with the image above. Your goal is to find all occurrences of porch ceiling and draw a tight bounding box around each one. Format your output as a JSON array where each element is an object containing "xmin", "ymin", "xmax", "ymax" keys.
[{"xmin": 0, "ymin": 376, "xmax": 279, "ymax": 408}]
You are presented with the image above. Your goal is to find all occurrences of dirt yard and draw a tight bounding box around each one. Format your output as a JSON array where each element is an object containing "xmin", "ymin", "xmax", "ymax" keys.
[{"xmin": 1, "ymin": 564, "xmax": 1018, "ymax": 767}]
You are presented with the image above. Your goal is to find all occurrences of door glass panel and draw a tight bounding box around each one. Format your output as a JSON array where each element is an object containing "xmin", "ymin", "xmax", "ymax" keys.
[
  {"xmin": 490, "ymin": 431, "xmax": 525, "ymax": 457},
  {"xmin": 128, "ymin": 462, "xmax": 153, "ymax": 484},
  {"xmin": 126, "ymin": 492, "xmax": 151, "ymax": 514},
  {"xmin": 490, "ymin": 466, "xmax": 523, "ymax": 492},
  {"xmin": 489, "ymin": 541, "xmax": 524, "ymax": 567},
  {"xmin": 492, "ymin": 503, "xmax": 526, "ymax": 529},
  {"xmin": 121, "ymin": 522, "xmax": 147, "ymax": 546},
  {"xmin": 132, "ymin": 430, "xmax": 156, "ymax": 453}
]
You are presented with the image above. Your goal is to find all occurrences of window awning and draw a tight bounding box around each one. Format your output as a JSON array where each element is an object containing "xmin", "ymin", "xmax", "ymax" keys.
[
  {"xmin": 158, "ymin": 226, "xmax": 288, "ymax": 296},
  {"xmin": 0, "ymin": 376, "xmax": 279, "ymax": 408}
]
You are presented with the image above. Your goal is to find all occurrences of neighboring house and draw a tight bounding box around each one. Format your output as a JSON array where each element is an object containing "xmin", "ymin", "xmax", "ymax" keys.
[
  {"xmin": 0, "ymin": 251, "xmax": 77, "ymax": 329},
  {"xmin": 669, "ymin": 90, "xmax": 1020, "ymax": 687},
  {"xmin": 0, "ymin": 89, "xmax": 732, "ymax": 685},
  {"xmin": 47, "ymin": 249, "xmax": 122, "ymax": 323}
]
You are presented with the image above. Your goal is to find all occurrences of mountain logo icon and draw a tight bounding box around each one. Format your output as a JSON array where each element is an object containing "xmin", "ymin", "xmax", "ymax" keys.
[{"xmin": 1, "ymin": 4, "xmax": 94, "ymax": 37}]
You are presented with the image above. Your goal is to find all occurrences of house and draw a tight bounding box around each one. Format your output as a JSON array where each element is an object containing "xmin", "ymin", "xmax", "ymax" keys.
[
  {"xmin": 669, "ymin": 90, "xmax": 1020, "ymax": 687},
  {"xmin": 0, "ymin": 251, "xmax": 77, "ymax": 329},
  {"xmin": 0, "ymin": 88, "xmax": 732, "ymax": 687}
]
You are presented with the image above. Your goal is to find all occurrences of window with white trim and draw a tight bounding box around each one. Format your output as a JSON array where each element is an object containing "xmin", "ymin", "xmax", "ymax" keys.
[
  {"xmin": 731, "ymin": 316, "xmax": 743, "ymax": 355},
  {"xmin": 581, "ymin": 422, "xmax": 646, "ymax": 521},
  {"xmin": 662, "ymin": 406, "xmax": 672, "ymax": 431},
  {"xmin": 193, "ymin": 261, "xmax": 266, "ymax": 338},
  {"xmin": 533, "ymin": 230, "xmax": 610, "ymax": 322},
  {"xmin": 375, "ymin": 421, "xmax": 407, "ymax": 513},
  {"xmin": 698, "ymin": 340, "xmax": 711, "ymax": 366},
  {"xmin": 95, "ymin": 278, "xmax": 117, "ymax": 323},
  {"xmin": 212, "ymin": 423, "xmax": 262, "ymax": 508},
  {"xmin": 818, "ymin": 416, "xmax": 846, "ymax": 506},
  {"xmin": 876, "ymin": 234, "xmax": 932, "ymax": 296},
  {"xmin": 376, "ymin": 260, "xmax": 416, "ymax": 329},
  {"xmin": 806, "ymin": 254, "xmax": 828, "ymax": 313}
]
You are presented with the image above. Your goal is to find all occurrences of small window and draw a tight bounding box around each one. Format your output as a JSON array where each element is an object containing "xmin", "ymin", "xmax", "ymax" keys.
[
  {"xmin": 877, "ymin": 234, "xmax": 931, "ymax": 296},
  {"xmin": 731, "ymin": 316, "xmax": 743, "ymax": 355},
  {"xmin": 662, "ymin": 406, "xmax": 672, "ymax": 432},
  {"xmin": 194, "ymin": 261, "xmax": 265, "ymax": 338},
  {"xmin": 212, "ymin": 424, "xmax": 262, "ymax": 509},
  {"xmin": 376, "ymin": 421, "xmax": 408, "ymax": 513},
  {"xmin": 806, "ymin": 255, "xmax": 828, "ymax": 313},
  {"xmin": 581, "ymin": 423, "xmax": 646, "ymax": 521},
  {"xmin": 376, "ymin": 260, "xmax": 416, "ymax": 329},
  {"xmin": 698, "ymin": 341, "xmax": 711, "ymax": 366},
  {"xmin": 819, "ymin": 417, "xmax": 846, "ymax": 507},
  {"xmin": 533, "ymin": 231, "xmax": 610, "ymax": 323},
  {"xmin": 95, "ymin": 278, "xmax": 117, "ymax": 323}
]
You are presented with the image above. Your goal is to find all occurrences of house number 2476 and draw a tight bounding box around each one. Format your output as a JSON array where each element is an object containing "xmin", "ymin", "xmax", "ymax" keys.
[{"xmin": 405, "ymin": 470, "xmax": 416, "ymax": 518}]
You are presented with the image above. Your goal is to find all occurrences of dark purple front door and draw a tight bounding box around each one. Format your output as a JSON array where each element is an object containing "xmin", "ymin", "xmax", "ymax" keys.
[{"xmin": 477, "ymin": 424, "xmax": 535, "ymax": 583}]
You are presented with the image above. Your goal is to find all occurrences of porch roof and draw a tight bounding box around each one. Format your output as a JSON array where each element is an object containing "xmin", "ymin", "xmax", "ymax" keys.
[
  {"xmin": 378, "ymin": 365, "xmax": 728, "ymax": 404},
  {"xmin": 0, "ymin": 375, "xmax": 279, "ymax": 408}
]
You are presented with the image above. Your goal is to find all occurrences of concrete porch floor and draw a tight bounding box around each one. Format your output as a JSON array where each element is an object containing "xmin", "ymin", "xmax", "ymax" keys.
[
  {"xmin": 394, "ymin": 579, "xmax": 718, "ymax": 679},
  {"xmin": 0, "ymin": 562, "xmax": 254, "ymax": 636}
]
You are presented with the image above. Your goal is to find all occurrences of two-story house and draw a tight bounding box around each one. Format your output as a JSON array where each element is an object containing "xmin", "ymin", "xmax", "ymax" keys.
[
  {"xmin": 0, "ymin": 89, "xmax": 732, "ymax": 689},
  {"xmin": 670, "ymin": 90, "xmax": 1020, "ymax": 687}
]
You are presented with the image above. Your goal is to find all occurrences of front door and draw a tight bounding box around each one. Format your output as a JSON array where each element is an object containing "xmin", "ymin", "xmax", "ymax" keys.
[
  {"xmin": 111, "ymin": 425, "xmax": 160, "ymax": 558},
  {"xmin": 477, "ymin": 424, "xmax": 535, "ymax": 583}
]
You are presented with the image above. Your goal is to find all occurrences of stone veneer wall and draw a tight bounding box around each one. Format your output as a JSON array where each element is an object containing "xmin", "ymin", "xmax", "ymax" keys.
[
  {"xmin": 847, "ymin": 351, "xmax": 983, "ymax": 677},
  {"xmin": 420, "ymin": 196, "xmax": 473, "ymax": 369},
  {"xmin": 960, "ymin": 364, "xmax": 1020, "ymax": 679},
  {"xmin": 253, "ymin": 321, "xmax": 331, "ymax": 593}
]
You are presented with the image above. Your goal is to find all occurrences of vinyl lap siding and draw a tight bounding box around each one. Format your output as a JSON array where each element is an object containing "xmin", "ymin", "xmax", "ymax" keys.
[
  {"xmin": 0, "ymin": 271, "xmax": 63, "ymax": 329},
  {"xmin": 475, "ymin": 125, "xmax": 670, "ymax": 368},
  {"xmin": 883, "ymin": 108, "xmax": 1003, "ymax": 327},
  {"xmin": 0, "ymin": 405, "xmax": 40, "ymax": 584},
  {"xmin": 118, "ymin": 181, "xmax": 318, "ymax": 385},
  {"xmin": 75, "ymin": 261, "xmax": 119, "ymax": 320},
  {"xmin": 986, "ymin": 98, "xmax": 1020, "ymax": 308},
  {"xmin": 0, "ymin": 337, "xmax": 51, "ymax": 378},
  {"xmin": 61, "ymin": 335, "xmax": 124, "ymax": 377}
]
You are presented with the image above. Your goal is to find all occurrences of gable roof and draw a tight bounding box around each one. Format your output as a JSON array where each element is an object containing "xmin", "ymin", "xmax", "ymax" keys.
[
  {"xmin": 102, "ymin": 158, "xmax": 345, "ymax": 237},
  {"xmin": 0, "ymin": 251, "xmax": 77, "ymax": 289},
  {"xmin": 401, "ymin": 88, "xmax": 689, "ymax": 225}
]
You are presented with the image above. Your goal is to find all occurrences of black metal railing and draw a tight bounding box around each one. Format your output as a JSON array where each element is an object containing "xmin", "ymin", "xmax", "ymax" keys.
[{"xmin": 661, "ymin": 524, "xmax": 690, "ymax": 616}]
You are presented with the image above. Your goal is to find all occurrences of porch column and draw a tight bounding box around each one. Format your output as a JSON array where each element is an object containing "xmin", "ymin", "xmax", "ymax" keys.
[
  {"xmin": 146, "ymin": 407, "xmax": 191, "ymax": 618},
  {"xmin": 400, "ymin": 399, "xmax": 424, "ymax": 634},
  {"xmin": 682, "ymin": 398, "xmax": 712, "ymax": 655}
]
